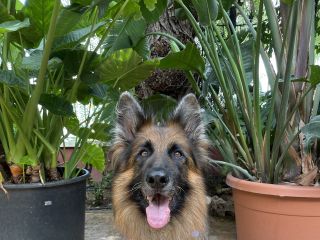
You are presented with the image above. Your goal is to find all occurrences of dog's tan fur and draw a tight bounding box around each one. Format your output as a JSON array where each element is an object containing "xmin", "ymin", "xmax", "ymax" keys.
[
  {"xmin": 112, "ymin": 169, "xmax": 207, "ymax": 240},
  {"xmin": 111, "ymin": 93, "xmax": 209, "ymax": 240}
]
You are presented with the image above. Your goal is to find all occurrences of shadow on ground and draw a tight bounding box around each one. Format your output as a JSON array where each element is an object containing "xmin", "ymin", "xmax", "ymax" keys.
[{"xmin": 85, "ymin": 210, "xmax": 236, "ymax": 240}]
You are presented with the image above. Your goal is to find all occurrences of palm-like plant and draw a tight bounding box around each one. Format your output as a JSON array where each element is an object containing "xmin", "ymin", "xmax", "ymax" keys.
[{"xmin": 175, "ymin": 0, "xmax": 319, "ymax": 184}]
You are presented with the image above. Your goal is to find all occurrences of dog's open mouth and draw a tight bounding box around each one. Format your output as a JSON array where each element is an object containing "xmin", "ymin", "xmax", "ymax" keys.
[{"xmin": 146, "ymin": 194, "xmax": 171, "ymax": 229}]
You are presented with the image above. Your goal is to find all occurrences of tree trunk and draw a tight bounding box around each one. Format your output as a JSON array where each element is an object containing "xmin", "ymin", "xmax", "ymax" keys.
[{"xmin": 136, "ymin": 4, "xmax": 194, "ymax": 100}]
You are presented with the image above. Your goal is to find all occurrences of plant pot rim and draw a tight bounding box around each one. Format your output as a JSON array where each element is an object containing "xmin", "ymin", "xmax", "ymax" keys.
[
  {"xmin": 3, "ymin": 168, "xmax": 89, "ymax": 190},
  {"xmin": 226, "ymin": 173, "xmax": 320, "ymax": 198}
]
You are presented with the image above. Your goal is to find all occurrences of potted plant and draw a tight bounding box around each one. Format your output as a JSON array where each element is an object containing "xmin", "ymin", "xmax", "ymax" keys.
[
  {"xmin": 1, "ymin": 0, "xmax": 198, "ymax": 238},
  {"xmin": 0, "ymin": 0, "xmax": 146, "ymax": 239},
  {"xmin": 174, "ymin": 0, "xmax": 320, "ymax": 239}
]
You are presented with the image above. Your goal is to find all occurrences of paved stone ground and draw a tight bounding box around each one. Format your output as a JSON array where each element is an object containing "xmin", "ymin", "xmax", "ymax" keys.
[{"xmin": 85, "ymin": 210, "xmax": 236, "ymax": 240}]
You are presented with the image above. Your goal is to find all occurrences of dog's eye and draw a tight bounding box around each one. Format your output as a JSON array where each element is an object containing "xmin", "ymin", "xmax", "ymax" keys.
[
  {"xmin": 174, "ymin": 151, "xmax": 183, "ymax": 159},
  {"xmin": 140, "ymin": 150, "xmax": 149, "ymax": 157}
]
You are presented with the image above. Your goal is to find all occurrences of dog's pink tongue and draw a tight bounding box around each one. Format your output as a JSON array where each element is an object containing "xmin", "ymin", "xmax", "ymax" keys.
[{"xmin": 146, "ymin": 198, "xmax": 170, "ymax": 229}]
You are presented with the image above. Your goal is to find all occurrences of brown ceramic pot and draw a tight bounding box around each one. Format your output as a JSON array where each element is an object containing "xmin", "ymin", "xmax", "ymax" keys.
[{"xmin": 226, "ymin": 173, "xmax": 320, "ymax": 240}]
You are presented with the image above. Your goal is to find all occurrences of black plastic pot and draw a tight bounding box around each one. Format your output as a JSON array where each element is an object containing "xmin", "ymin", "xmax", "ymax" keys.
[{"xmin": 0, "ymin": 168, "xmax": 89, "ymax": 240}]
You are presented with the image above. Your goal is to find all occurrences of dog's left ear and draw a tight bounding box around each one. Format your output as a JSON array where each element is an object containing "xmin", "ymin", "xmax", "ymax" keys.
[
  {"xmin": 115, "ymin": 91, "xmax": 145, "ymax": 142},
  {"xmin": 172, "ymin": 94, "xmax": 206, "ymax": 142}
]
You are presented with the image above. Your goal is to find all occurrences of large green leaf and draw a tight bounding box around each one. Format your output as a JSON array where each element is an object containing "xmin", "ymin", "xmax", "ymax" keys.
[
  {"xmin": 144, "ymin": 0, "xmax": 157, "ymax": 11},
  {"xmin": 191, "ymin": 0, "xmax": 218, "ymax": 26},
  {"xmin": 0, "ymin": 18, "xmax": 30, "ymax": 33},
  {"xmin": 21, "ymin": 50, "xmax": 62, "ymax": 71},
  {"xmin": 92, "ymin": 0, "xmax": 112, "ymax": 18},
  {"xmin": 0, "ymin": 70, "xmax": 27, "ymax": 90},
  {"xmin": 76, "ymin": 82, "xmax": 108, "ymax": 103},
  {"xmin": 64, "ymin": 116, "xmax": 80, "ymax": 136},
  {"xmin": 99, "ymin": 48, "xmax": 159, "ymax": 90},
  {"xmin": 23, "ymin": 0, "xmax": 54, "ymax": 36},
  {"xmin": 103, "ymin": 18, "xmax": 147, "ymax": 56},
  {"xmin": 140, "ymin": 0, "xmax": 168, "ymax": 24},
  {"xmin": 121, "ymin": 1, "xmax": 142, "ymax": 20},
  {"xmin": 55, "ymin": 8, "xmax": 83, "ymax": 37},
  {"xmin": 53, "ymin": 21, "xmax": 105, "ymax": 51},
  {"xmin": 81, "ymin": 144, "xmax": 105, "ymax": 172},
  {"xmin": 309, "ymin": 65, "xmax": 320, "ymax": 87},
  {"xmin": 159, "ymin": 42, "xmax": 205, "ymax": 74},
  {"xmin": 90, "ymin": 123, "xmax": 113, "ymax": 142},
  {"xmin": 53, "ymin": 49, "xmax": 98, "ymax": 76},
  {"xmin": 39, "ymin": 94, "xmax": 74, "ymax": 116}
]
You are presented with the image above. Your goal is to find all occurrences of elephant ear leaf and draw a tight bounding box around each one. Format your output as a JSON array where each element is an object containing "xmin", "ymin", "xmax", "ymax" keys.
[
  {"xmin": 39, "ymin": 94, "xmax": 74, "ymax": 117},
  {"xmin": 81, "ymin": 144, "xmax": 105, "ymax": 172},
  {"xmin": 159, "ymin": 43, "xmax": 205, "ymax": 74}
]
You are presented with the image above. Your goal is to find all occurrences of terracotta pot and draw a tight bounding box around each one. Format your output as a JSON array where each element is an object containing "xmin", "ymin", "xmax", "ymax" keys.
[{"xmin": 226, "ymin": 173, "xmax": 320, "ymax": 240}]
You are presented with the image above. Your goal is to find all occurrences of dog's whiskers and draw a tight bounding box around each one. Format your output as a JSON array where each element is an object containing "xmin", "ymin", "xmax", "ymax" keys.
[
  {"xmin": 131, "ymin": 182, "xmax": 142, "ymax": 193},
  {"xmin": 176, "ymin": 186, "xmax": 185, "ymax": 194},
  {"xmin": 112, "ymin": 182, "xmax": 142, "ymax": 197}
]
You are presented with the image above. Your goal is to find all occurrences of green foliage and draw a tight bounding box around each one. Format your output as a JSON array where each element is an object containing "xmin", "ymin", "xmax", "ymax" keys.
[
  {"xmin": 103, "ymin": 18, "xmax": 147, "ymax": 56},
  {"xmin": 159, "ymin": 42, "xmax": 205, "ymax": 74},
  {"xmin": 176, "ymin": 0, "xmax": 319, "ymax": 184},
  {"xmin": 53, "ymin": 22, "xmax": 105, "ymax": 51},
  {"xmin": 81, "ymin": 144, "xmax": 105, "ymax": 172},
  {"xmin": 17, "ymin": 155, "xmax": 37, "ymax": 166},
  {"xmin": 39, "ymin": 94, "xmax": 74, "ymax": 117},
  {"xmin": 142, "ymin": 94, "xmax": 177, "ymax": 120},
  {"xmin": 191, "ymin": 0, "xmax": 218, "ymax": 26},
  {"xmin": 0, "ymin": 18, "xmax": 30, "ymax": 33},
  {"xmin": 54, "ymin": 8, "xmax": 84, "ymax": 37},
  {"xmin": 0, "ymin": 0, "xmax": 168, "ymax": 182},
  {"xmin": 301, "ymin": 116, "xmax": 320, "ymax": 148},
  {"xmin": 99, "ymin": 48, "xmax": 159, "ymax": 90},
  {"xmin": 0, "ymin": 70, "xmax": 27, "ymax": 90},
  {"xmin": 143, "ymin": 0, "xmax": 157, "ymax": 11},
  {"xmin": 140, "ymin": 0, "xmax": 167, "ymax": 24},
  {"xmin": 22, "ymin": 0, "xmax": 54, "ymax": 44},
  {"xmin": 310, "ymin": 65, "xmax": 320, "ymax": 87}
]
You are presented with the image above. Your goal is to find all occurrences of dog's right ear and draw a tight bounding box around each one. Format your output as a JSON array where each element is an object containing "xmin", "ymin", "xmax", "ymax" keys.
[{"xmin": 115, "ymin": 91, "xmax": 145, "ymax": 142}]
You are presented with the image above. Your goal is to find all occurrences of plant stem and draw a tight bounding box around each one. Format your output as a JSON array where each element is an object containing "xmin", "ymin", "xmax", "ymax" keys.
[
  {"xmin": 270, "ymin": 1, "xmax": 299, "ymax": 182},
  {"xmin": 69, "ymin": 7, "xmax": 98, "ymax": 102},
  {"xmin": 263, "ymin": 0, "xmax": 282, "ymax": 67},
  {"xmin": 209, "ymin": 160, "xmax": 255, "ymax": 181},
  {"xmin": 145, "ymin": 32, "xmax": 185, "ymax": 49},
  {"xmin": 176, "ymin": 0, "xmax": 254, "ymax": 167},
  {"xmin": 235, "ymin": 3, "xmax": 276, "ymax": 87},
  {"xmin": 252, "ymin": 0, "xmax": 264, "ymax": 175},
  {"xmin": 14, "ymin": 0, "xmax": 61, "ymax": 162}
]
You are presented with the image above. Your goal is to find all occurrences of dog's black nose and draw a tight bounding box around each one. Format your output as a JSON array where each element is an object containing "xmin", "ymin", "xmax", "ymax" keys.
[{"xmin": 146, "ymin": 169, "xmax": 169, "ymax": 189}]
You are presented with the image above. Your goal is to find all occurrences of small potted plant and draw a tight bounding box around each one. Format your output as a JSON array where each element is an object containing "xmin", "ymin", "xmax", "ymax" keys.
[{"xmin": 175, "ymin": 0, "xmax": 320, "ymax": 239}]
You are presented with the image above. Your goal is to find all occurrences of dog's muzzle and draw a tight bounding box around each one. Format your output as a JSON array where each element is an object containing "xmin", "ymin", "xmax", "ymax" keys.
[{"xmin": 144, "ymin": 168, "xmax": 172, "ymax": 229}]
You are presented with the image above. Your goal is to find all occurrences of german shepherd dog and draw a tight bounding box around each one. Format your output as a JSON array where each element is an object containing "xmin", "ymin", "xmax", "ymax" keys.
[{"xmin": 110, "ymin": 92, "xmax": 209, "ymax": 240}]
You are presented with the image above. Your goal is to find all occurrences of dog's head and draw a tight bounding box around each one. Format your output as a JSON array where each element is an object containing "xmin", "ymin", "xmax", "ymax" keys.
[{"xmin": 110, "ymin": 92, "xmax": 208, "ymax": 229}]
